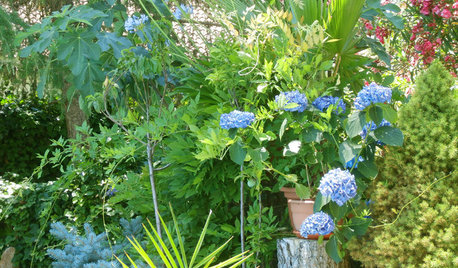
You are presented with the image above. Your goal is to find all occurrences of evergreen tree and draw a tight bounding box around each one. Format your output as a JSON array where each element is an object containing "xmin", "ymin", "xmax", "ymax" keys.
[
  {"xmin": 348, "ymin": 62, "xmax": 457, "ymax": 267},
  {"xmin": 47, "ymin": 217, "xmax": 145, "ymax": 268}
]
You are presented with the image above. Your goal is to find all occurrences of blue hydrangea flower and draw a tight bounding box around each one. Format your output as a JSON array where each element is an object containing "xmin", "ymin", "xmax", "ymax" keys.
[
  {"xmin": 312, "ymin": 96, "xmax": 346, "ymax": 114},
  {"xmin": 275, "ymin": 91, "xmax": 308, "ymax": 112},
  {"xmin": 360, "ymin": 119, "xmax": 391, "ymax": 141},
  {"xmin": 220, "ymin": 110, "xmax": 255, "ymax": 129},
  {"xmin": 124, "ymin": 14, "xmax": 149, "ymax": 33},
  {"xmin": 318, "ymin": 168, "xmax": 357, "ymax": 206},
  {"xmin": 300, "ymin": 212, "xmax": 335, "ymax": 237},
  {"xmin": 345, "ymin": 156, "xmax": 364, "ymax": 169},
  {"xmin": 354, "ymin": 83, "xmax": 392, "ymax": 110},
  {"xmin": 106, "ymin": 186, "xmax": 118, "ymax": 197},
  {"xmin": 173, "ymin": 4, "xmax": 193, "ymax": 20}
]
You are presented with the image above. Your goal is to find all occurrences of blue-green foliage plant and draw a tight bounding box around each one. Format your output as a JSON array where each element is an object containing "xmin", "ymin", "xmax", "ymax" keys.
[
  {"xmin": 47, "ymin": 217, "xmax": 144, "ymax": 268},
  {"xmin": 47, "ymin": 222, "xmax": 117, "ymax": 267}
]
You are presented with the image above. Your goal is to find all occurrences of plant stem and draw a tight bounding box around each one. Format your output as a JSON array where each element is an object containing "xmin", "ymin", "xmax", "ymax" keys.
[
  {"xmin": 146, "ymin": 106, "xmax": 162, "ymax": 239},
  {"xmin": 240, "ymin": 164, "xmax": 245, "ymax": 268}
]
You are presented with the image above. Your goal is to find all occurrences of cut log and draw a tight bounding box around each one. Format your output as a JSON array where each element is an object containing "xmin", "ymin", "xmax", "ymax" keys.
[
  {"xmin": 0, "ymin": 247, "xmax": 15, "ymax": 268},
  {"xmin": 277, "ymin": 238, "xmax": 349, "ymax": 268}
]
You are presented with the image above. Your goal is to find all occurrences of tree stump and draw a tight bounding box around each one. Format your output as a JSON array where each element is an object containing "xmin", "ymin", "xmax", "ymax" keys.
[
  {"xmin": 277, "ymin": 238, "xmax": 349, "ymax": 268},
  {"xmin": 0, "ymin": 247, "xmax": 15, "ymax": 268}
]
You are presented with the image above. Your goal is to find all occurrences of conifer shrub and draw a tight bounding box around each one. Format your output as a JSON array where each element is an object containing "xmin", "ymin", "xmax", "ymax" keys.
[
  {"xmin": 348, "ymin": 62, "xmax": 457, "ymax": 267},
  {"xmin": 47, "ymin": 217, "xmax": 145, "ymax": 268}
]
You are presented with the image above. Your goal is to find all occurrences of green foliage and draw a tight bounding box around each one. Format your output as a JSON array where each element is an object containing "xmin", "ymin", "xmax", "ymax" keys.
[
  {"xmin": 0, "ymin": 179, "xmax": 57, "ymax": 266},
  {"xmin": 0, "ymin": 122, "xmax": 143, "ymax": 267},
  {"xmin": 0, "ymin": 6, "xmax": 44, "ymax": 98},
  {"xmin": 0, "ymin": 96, "xmax": 65, "ymax": 179},
  {"xmin": 16, "ymin": 0, "xmax": 131, "ymax": 98},
  {"xmin": 348, "ymin": 62, "xmax": 458, "ymax": 266},
  {"xmin": 119, "ymin": 206, "xmax": 252, "ymax": 268}
]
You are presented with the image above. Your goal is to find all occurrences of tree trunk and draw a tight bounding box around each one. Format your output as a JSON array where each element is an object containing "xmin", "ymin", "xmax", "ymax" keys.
[
  {"xmin": 62, "ymin": 84, "xmax": 86, "ymax": 139},
  {"xmin": 277, "ymin": 238, "xmax": 350, "ymax": 268}
]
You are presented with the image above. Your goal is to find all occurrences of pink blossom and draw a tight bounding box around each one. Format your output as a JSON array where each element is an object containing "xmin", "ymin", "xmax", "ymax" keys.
[
  {"xmin": 410, "ymin": 34, "xmax": 416, "ymax": 41},
  {"xmin": 432, "ymin": 5, "xmax": 441, "ymax": 15},
  {"xmin": 453, "ymin": 2, "xmax": 458, "ymax": 9},
  {"xmin": 365, "ymin": 21, "xmax": 373, "ymax": 31},
  {"xmin": 425, "ymin": 56, "xmax": 434, "ymax": 64},
  {"xmin": 441, "ymin": 9, "xmax": 452, "ymax": 18},
  {"xmin": 420, "ymin": 7, "xmax": 430, "ymax": 15},
  {"xmin": 423, "ymin": 40, "xmax": 433, "ymax": 51}
]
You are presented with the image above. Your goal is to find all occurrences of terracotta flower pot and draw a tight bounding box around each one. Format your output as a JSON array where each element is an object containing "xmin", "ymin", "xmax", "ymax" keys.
[{"xmin": 280, "ymin": 187, "xmax": 332, "ymax": 240}]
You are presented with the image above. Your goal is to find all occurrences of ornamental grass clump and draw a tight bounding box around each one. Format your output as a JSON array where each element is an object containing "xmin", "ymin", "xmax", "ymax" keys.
[
  {"xmin": 348, "ymin": 62, "xmax": 458, "ymax": 267},
  {"xmin": 300, "ymin": 212, "xmax": 335, "ymax": 237},
  {"xmin": 318, "ymin": 168, "xmax": 357, "ymax": 206}
]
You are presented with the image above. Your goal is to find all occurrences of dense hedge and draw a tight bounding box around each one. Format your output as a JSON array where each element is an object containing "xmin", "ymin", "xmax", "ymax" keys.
[
  {"xmin": 0, "ymin": 96, "xmax": 65, "ymax": 180},
  {"xmin": 348, "ymin": 62, "xmax": 458, "ymax": 267}
]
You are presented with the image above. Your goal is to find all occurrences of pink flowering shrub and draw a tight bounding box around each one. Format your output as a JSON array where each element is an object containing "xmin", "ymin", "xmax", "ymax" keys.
[
  {"xmin": 400, "ymin": 0, "xmax": 457, "ymax": 75},
  {"xmin": 363, "ymin": 0, "xmax": 456, "ymax": 78}
]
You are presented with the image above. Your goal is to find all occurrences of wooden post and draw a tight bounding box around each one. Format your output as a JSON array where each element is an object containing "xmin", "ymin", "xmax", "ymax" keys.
[{"xmin": 277, "ymin": 238, "xmax": 349, "ymax": 268}]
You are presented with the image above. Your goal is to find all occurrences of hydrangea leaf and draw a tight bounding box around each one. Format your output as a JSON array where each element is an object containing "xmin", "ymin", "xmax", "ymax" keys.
[
  {"xmin": 380, "ymin": 104, "xmax": 397, "ymax": 123},
  {"xmin": 358, "ymin": 160, "xmax": 378, "ymax": 178},
  {"xmin": 345, "ymin": 111, "xmax": 366, "ymax": 138},
  {"xmin": 302, "ymin": 127, "xmax": 323, "ymax": 143},
  {"xmin": 228, "ymin": 128, "xmax": 238, "ymax": 139},
  {"xmin": 368, "ymin": 106, "xmax": 384, "ymax": 125},
  {"xmin": 374, "ymin": 126, "xmax": 404, "ymax": 146},
  {"xmin": 229, "ymin": 141, "xmax": 246, "ymax": 166},
  {"xmin": 248, "ymin": 147, "xmax": 269, "ymax": 163},
  {"xmin": 338, "ymin": 140, "xmax": 362, "ymax": 165},
  {"xmin": 325, "ymin": 235, "xmax": 342, "ymax": 263},
  {"xmin": 330, "ymin": 202, "xmax": 348, "ymax": 221},
  {"xmin": 349, "ymin": 217, "xmax": 372, "ymax": 235},
  {"xmin": 313, "ymin": 192, "xmax": 331, "ymax": 213}
]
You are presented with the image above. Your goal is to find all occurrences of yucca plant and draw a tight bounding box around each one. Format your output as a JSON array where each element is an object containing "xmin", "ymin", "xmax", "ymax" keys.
[{"xmin": 116, "ymin": 204, "xmax": 252, "ymax": 268}]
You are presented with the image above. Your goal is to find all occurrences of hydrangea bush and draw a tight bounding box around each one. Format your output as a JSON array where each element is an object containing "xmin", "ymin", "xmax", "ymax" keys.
[{"xmin": 214, "ymin": 79, "xmax": 404, "ymax": 262}]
